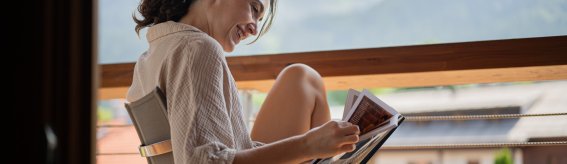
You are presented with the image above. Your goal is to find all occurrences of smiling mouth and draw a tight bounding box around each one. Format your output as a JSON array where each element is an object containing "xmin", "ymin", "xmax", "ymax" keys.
[
  {"xmin": 232, "ymin": 28, "xmax": 240, "ymax": 45},
  {"xmin": 236, "ymin": 29, "xmax": 242, "ymax": 41},
  {"xmin": 236, "ymin": 27, "xmax": 244, "ymax": 41}
]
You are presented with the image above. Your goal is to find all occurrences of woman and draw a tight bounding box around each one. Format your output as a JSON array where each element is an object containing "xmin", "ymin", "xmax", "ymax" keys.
[{"xmin": 126, "ymin": 0, "xmax": 360, "ymax": 163}]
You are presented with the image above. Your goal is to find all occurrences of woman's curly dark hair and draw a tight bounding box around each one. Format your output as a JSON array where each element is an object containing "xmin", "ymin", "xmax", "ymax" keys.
[{"xmin": 133, "ymin": 0, "xmax": 277, "ymax": 43}]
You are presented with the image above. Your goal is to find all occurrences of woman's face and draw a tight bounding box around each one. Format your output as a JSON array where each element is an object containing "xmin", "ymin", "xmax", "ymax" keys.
[{"xmin": 208, "ymin": 0, "xmax": 268, "ymax": 52}]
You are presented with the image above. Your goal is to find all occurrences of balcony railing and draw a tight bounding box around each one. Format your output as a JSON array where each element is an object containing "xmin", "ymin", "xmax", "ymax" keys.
[{"xmin": 100, "ymin": 36, "xmax": 567, "ymax": 99}]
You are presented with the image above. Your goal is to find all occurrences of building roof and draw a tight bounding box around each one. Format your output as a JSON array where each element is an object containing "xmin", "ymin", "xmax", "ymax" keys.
[{"xmin": 378, "ymin": 81, "xmax": 567, "ymax": 145}]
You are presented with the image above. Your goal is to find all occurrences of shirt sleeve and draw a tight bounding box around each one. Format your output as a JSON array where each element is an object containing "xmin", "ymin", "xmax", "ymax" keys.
[{"xmin": 163, "ymin": 38, "xmax": 237, "ymax": 164}]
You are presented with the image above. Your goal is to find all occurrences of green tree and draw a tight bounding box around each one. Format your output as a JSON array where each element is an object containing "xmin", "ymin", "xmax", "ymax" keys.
[
  {"xmin": 326, "ymin": 90, "xmax": 348, "ymax": 106},
  {"xmin": 97, "ymin": 106, "xmax": 113, "ymax": 122},
  {"xmin": 494, "ymin": 147, "xmax": 513, "ymax": 164}
]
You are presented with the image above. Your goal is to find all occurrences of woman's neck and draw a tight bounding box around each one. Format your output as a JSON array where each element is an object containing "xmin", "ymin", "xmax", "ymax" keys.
[{"xmin": 178, "ymin": 1, "xmax": 212, "ymax": 36}]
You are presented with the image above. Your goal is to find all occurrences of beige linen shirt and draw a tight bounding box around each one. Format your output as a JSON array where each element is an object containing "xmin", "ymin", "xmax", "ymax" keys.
[{"xmin": 126, "ymin": 21, "xmax": 259, "ymax": 163}]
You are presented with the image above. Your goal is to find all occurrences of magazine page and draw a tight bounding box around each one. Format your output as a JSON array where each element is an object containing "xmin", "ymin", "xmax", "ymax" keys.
[
  {"xmin": 312, "ymin": 88, "xmax": 402, "ymax": 164},
  {"xmin": 342, "ymin": 89, "xmax": 361, "ymax": 120},
  {"xmin": 343, "ymin": 89, "xmax": 399, "ymax": 141}
]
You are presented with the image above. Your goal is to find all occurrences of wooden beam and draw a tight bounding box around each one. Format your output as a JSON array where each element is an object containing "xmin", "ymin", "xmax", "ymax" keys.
[
  {"xmin": 100, "ymin": 62, "xmax": 135, "ymax": 88},
  {"xmin": 228, "ymin": 36, "xmax": 567, "ymax": 81},
  {"xmin": 237, "ymin": 65, "xmax": 567, "ymax": 92},
  {"xmin": 100, "ymin": 36, "xmax": 567, "ymax": 99},
  {"xmin": 99, "ymin": 87, "xmax": 130, "ymax": 100}
]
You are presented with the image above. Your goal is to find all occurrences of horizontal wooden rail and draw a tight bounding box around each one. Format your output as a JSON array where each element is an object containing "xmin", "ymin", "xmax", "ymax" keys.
[{"xmin": 100, "ymin": 36, "xmax": 567, "ymax": 99}]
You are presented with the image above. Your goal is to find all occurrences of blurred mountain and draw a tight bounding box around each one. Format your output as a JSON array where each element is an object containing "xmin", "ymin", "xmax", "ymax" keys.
[{"xmin": 99, "ymin": 0, "xmax": 567, "ymax": 63}]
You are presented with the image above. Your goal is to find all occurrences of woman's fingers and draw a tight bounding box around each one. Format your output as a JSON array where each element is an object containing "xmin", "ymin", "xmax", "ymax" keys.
[
  {"xmin": 303, "ymin": 121, "xmax": 363, "ymax": 158},
  {"xmin": 340, "ymin": 134, "xmax": 359, "ymax": 144},
  {"xmin": 337, "ymin": 124, "xmax": 360, "ymax": 136},
  {"xmin": 339, "ymin": 143, "xmax": 356, "ymax": 152},
  {"xmin": 335, "ymin": 121, "xmax": 352, "ymax": 128}
]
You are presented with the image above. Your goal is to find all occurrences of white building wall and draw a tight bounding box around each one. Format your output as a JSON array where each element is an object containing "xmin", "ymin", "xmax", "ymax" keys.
[
  {"xmin": 441, "ymin": 149, "xmax": 499, "ymax": 164},
  {"xmin": 368, "ymin": 148, "xmax": 502, "ymax": 164},
  {"xmin": 370, "ymin": 150, "xmax": 438, "ymax": 164}
]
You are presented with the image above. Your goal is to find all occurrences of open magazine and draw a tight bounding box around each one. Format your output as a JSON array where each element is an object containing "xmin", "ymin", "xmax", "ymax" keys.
[{"xmin": 312, "ymin": 89, "xmax": 404, "ymax": 164}]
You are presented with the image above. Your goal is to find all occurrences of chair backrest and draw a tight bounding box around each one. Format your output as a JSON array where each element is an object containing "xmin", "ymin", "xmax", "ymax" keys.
[{"xmin": 124, "ymin": 87, "xmax": 173, "ymax": 164}]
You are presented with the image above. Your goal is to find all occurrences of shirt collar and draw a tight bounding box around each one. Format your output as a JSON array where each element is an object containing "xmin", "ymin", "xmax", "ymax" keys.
[{"xmin": 146, "ymin": 21, "xmax": 204, "ymax": 42}]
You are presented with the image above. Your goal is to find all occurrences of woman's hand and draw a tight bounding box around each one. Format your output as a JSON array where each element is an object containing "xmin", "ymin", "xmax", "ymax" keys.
[
  {"xmin": 234, "ymin": 121, "xmax": 359, "ymax": 164},
  {"xmin": 302, "ymin": 121, "xmax": 360, "ymax": 159}
]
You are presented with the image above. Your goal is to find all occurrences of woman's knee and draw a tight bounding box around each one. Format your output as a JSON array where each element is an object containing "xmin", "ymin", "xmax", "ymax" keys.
[
  {"xmin": 275, "ymin": 64, "xmax": 330, "ymax": 126},
  {"xmin": 277, "ymin": 63, "xmax": 324, "ymax": 87}
]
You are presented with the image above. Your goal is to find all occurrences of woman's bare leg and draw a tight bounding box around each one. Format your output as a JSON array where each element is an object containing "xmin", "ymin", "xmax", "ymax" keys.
[{"xmin": 251, "ymin": 63, "xmax": 331, "ymax": 143}]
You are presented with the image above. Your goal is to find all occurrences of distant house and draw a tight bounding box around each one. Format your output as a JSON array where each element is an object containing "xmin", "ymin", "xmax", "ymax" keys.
[{"xmin": 369, "ymin": 81, "xmax": 567, "ymax": 164}]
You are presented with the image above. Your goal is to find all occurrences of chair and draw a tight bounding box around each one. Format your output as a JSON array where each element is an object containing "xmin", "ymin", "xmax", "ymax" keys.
[{"xmin": 125, "ymin": 87, "xmax": 174, "ymax": 164}]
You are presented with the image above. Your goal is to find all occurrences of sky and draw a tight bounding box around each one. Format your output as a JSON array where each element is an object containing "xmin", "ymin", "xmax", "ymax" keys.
[{"xmin": 98, "ymin": 0, "xmax": 567, "ymax": 64}]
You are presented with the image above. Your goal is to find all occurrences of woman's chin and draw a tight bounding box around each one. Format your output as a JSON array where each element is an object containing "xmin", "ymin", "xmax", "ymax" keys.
[
  {"xmin": 225, "ymin": 38, "xmax": 240, "ymax": 52},
  {"xmin": 222, "ymin": 43, "xmax": 235, "ymax": 52}
]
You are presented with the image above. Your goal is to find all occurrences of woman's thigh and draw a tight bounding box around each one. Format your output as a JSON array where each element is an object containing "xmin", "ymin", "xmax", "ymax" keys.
[{"xmin": 250, "ymin": 64, "xmax": 331, "ymax": 143}]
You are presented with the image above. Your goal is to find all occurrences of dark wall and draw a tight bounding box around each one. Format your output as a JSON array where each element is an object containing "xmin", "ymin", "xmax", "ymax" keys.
[
  {"xmin": 11, "ymin": 0, "xmax": 95, "ymax": 164},
  {"xmin": 523, "ymin": 146, "xmax": 567, "ymax": 164}
]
